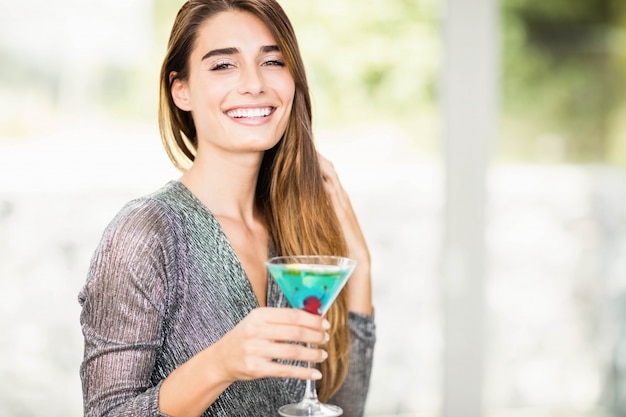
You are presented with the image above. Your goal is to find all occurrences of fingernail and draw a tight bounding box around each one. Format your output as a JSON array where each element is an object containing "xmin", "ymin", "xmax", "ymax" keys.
[
  {"xmin": 312, "ymin": 370, "xmax": 322, "ymax": 380},
  {"xmin": 323, "ymin": 332, "xmax": 330, "ymax": 343},
  {"xmin": 322, "ymin": 319, "xmax": 330, "ymax": 330},
  {"xmin": 321, "ymin": 350, "xmax": 328, "ymax": 360}
]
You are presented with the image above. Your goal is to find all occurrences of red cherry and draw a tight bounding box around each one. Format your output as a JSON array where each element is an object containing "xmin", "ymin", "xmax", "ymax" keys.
[{"xmin": 302, "ymin": 296, "xmax": 322, "ymax": 315}]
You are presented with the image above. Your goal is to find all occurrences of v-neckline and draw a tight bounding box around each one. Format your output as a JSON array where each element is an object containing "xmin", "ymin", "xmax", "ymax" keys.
[{"xmin": 170, "ymin": 180, "xmax": 272, "ymax": 307}]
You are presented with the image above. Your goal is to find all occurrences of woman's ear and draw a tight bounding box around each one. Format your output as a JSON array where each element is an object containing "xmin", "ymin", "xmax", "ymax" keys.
[{"xmin": 170, "ymin": 71, "xmax": 192, "ymax": 111}]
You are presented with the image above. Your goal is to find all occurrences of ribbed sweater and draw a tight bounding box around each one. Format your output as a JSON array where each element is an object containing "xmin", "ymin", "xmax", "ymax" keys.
[{"xmin": 79, "ymin": 181, "xmax": 376, "ymax": 417}]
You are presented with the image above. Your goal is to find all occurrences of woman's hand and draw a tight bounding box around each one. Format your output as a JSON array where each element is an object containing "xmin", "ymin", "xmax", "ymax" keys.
[
  {"xmin": 318, "ymin": 153, "xmax": 373, "ymax": 315},
  {"xmin": 159, "ymin": 307, "xmax": 329, "ymax": 417},
  {"xmin": 210, "ymin": 307, "xmax": 330, "ymax": 382}
]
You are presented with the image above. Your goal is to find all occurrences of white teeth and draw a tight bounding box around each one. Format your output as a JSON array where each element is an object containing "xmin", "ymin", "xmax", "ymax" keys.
[{"xmin": 227, "ymin": 107, "xmax": 272, "ymax": 118}]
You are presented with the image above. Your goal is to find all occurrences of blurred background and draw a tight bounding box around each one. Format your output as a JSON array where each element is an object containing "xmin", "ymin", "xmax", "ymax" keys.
[{"xmin": 0, "ymin": 0, "xmax": 625, "ymax": 416}]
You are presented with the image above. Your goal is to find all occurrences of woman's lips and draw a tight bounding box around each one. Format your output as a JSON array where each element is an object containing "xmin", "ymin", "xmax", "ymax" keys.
[{"xmin": 225, "ymin": 107, "xmax": 275, "ymax": 119}]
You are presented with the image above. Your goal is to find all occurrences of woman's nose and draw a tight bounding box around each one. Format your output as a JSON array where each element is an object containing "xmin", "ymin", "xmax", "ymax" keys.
[{"xmin": 238, "ymin": 66, "xmax": 264, "ymax": 96}]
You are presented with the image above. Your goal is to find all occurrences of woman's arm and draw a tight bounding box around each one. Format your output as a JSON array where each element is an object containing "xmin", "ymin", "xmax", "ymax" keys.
[
  {"xmin": 79, "ymin": 203, "xmax": 173, "ymax": 417},
  {"xmin": 80, "ymin": 202, "xmax": 331, "ymax": 417},
  {"xmin": 319, "ymin": 154, "xmax": 377, "ymax": 416},
  {"xmin": 319, "ymin": 154, "xmax": 373, "ymax": 316},
  {"xmin": 329, "ymin": 312, "xmax": 376, "ymax": 417},
  {"xmin": 158, "ymin": 307, "xmax": 330, "ymax": 417}
]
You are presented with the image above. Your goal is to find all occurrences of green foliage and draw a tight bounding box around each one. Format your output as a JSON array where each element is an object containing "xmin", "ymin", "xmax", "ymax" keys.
[
  {"xmin": 279, "ymin": 0, "xmax": 440, "ymax": 131},
  {"xmin": 6, "ymin": 0, "xmax": 621, "ymax": 164},
  {"xmin": 501, "ymin": 0, "xmax": 626, "ymax": 164}
]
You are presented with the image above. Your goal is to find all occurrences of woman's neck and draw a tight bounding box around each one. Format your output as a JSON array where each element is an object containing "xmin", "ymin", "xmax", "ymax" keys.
[{"xmin": 180, "ymin": 150, "xmax": 262, "ymax": 224}]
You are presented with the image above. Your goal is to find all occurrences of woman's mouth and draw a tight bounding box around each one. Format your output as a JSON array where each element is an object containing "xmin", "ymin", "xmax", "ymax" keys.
[{"xmin": 225, "ymin": 107, "xmax": 274, "ymax": 119}]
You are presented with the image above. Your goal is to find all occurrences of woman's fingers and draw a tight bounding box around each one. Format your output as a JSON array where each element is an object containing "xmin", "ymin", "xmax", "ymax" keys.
[
  {"xmin": 228, "ymin": 344, "xmax": 326, "ymax": 381},
  {"xmin": 318, "ymin": 155, "xmax": 346, "ymax": 204},
  {"xmin": 213, "ymin": 307, "xmax": 331, "ymax": 382},
  {"xmin": 260, "ymin": 359, "xmax": 324, "ymax": 381},
  {"xmin": 317, "ymin": 153, "xmax": 371, "ymax": 261},
  {"xmin": 249, "ymin": 340, "xmax": 328, "ymax": 364},
  {"xmin": 244, "ymin": 308, "xmax": 330, "ymax": 343},
  {"xmin": 255, "ymin": 307, "xmax": 330, "ymax": 329},
  {"xmin": 241, "ymin": 321, "xmax": 330, "ymax": 346}
]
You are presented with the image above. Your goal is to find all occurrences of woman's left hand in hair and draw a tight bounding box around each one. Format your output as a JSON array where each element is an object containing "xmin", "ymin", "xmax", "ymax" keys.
[{"xmin": 318, "ymin": 153, "xmax": 373, "ymax": 316}]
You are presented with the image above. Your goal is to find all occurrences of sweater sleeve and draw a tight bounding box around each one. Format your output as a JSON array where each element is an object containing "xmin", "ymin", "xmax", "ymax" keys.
[
  {"xmin": 78, "ymin": 200, "xmax": 174, "ymax": 417},
  {"xmin": 329, "ymin": 311, "xmax": 376, "ymax": 417}
]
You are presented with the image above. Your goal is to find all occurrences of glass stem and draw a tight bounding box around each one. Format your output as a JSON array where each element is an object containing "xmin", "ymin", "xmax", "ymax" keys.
[{"xmin": 303, "ymin": 343, "xmax": 320, "ymax": 403}]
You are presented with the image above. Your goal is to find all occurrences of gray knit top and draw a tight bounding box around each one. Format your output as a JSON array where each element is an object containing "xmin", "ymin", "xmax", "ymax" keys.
[{"xmin": 79, "ymin": 181, "xmax": 376, "ymax": 417}]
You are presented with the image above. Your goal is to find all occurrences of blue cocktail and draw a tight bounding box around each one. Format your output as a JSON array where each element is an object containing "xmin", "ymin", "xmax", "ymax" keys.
[{"xmin": 266, "ymin": 255, "xmax": 356, "ymax": 417}]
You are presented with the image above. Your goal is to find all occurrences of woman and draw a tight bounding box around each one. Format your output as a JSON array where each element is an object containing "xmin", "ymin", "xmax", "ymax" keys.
[{"xmin": 78, "ymin": 1, "xmax": 375, "ymax": 416}]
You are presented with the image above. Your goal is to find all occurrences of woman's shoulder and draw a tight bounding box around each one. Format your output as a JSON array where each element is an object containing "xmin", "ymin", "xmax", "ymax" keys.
[
  {"xmin": 97, "ymin": 180, "xmax": 220, "ymax": 256},
  {"xmin": 117, "ymin": 180, "xmax": 193, "ymax": 218},
  {"xmin": 105, "ymin": 181, "xmax": 189, "ymax": 240}
]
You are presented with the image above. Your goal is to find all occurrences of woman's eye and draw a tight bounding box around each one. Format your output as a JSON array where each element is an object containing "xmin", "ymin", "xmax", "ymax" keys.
[
  {"xmin": 263, "ymin": 59, "xmax": 286, "ymax": 67},
  {"xmin": 211, "ymin": 61, "xmax": 234, "ymax": 71}
]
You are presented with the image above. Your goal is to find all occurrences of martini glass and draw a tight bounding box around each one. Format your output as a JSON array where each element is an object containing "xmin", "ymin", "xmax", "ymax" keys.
[{"xmin": 266, "ymin": 255, "xmax": 356, "ymax": 417}]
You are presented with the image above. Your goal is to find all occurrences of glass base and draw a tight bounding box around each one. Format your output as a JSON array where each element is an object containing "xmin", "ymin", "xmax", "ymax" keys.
[{"xmin": 278, "ymin": 399, "xmax": 343, "ymax": 417}]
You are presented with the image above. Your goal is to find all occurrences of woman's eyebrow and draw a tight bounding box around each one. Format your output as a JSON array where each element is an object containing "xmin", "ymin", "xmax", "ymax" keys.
[
  {"xmin": 202, "ymin": 47, "xmax": 238, "ymax": 61},
  {"xmin": 201, "ymin": 45, "xmax": 280, "ymax": 61},
  {"xmin": 261, "ymin": 45, "xmax": 280, "ymax": 53}
]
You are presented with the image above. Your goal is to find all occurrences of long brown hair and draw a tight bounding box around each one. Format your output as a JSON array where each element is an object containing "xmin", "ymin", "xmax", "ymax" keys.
[{"xmin": 158, "ymin": 0, "xmax": 350, "ymax": 401}]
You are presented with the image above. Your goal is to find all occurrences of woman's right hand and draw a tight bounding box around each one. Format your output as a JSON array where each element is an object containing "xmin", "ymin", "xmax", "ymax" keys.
[
  {"xmin": 210, "ymin": 307, "xmax": 331, "ymax": 383},
  {"xmin": 159, "ymin": 307, "xmax": 330, "ymax": 417}
]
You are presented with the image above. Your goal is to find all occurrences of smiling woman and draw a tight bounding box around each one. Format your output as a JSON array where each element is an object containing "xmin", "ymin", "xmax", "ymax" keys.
[
  {"xmin": 168, "ymin": 11, "xmax": 295, "ymax": 159},
  {"xmin": 78, "ymin": 1, "xmax": 375, "ymax": 417}
]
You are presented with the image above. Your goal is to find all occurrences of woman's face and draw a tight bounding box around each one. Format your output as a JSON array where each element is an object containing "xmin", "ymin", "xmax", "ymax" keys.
[{"xmin": 171, "ymin": 10, "xmax": 295, "ymax": 157}]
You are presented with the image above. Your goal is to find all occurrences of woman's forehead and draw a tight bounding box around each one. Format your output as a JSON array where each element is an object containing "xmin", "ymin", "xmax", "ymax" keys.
[{"xmin": 193, "ymin": 10, "xmax": 278, "ymax": 53}]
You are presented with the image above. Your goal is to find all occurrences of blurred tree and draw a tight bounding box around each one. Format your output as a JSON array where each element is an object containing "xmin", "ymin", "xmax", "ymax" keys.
[
  {"xmin": 501, "ymin": 0, "xmax": 626, "ymax": 164},
  {"xmin": 279, "ymin": 0, "xmax": 440, "ymax": 130}
]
